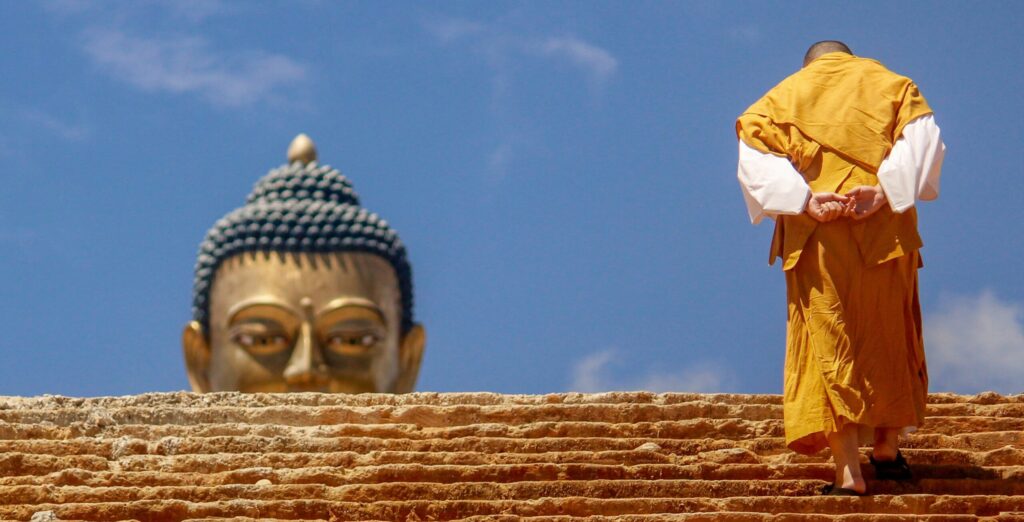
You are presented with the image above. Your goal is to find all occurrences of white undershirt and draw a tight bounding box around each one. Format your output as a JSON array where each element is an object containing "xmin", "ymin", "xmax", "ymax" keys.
[{"xmin": 736, "ymin": 115, "xmax": 945, "ymax": 225}]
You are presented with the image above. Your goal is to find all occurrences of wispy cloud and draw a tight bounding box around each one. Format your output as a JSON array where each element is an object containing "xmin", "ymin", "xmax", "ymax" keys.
[
  {"xmin": 41, "ymin": 0, "xmax": 96, "ymax": 16},
  {"xmin": 423, "ymin": 17, "xmax": 485, "ymax": 45},
  {"xmin": 82, "ymin": 29, "xmax": 307, "ymax": 107},
  {"xmin": 728, "ymin": 24, "xmax": 763, "ymax": 45},
  {"xmin": 570, "ymin": 350, "xmax": 617, "ymax": 392},
  {"xmin": 423, "ymin": 16, "xmax": 617, "ymax": 182},
  {"xmin": 44, "ymin": 2, "xmax": 306, "ymax": 108},
  {"xmin": 45, "ymin": 0, "xmax": 231, "ymax": 22},
  {"xmin": 21, "ymin": 109, "xmax": 90, "ymax": 142},
  {"xmin": 925, "ymin": 290, "xmax": 1024, "ymax": 394},
  {"xmin": 425, "ymin": 17, "xmax": 618, "ymax": 84},
  {"xmin": 487, "ymin": 140, "xmax": 514, "ymax": 181},
  {"xmin": 569, "ymin": 349, "xmax": 731, "ymax": 393},
  {"xmin": 536, "ymin": 36, "xmax": 618, "ymax": 80},
  {"xmin": 154, "ymin": 0, "xmax": 232, "ymax": 23}
]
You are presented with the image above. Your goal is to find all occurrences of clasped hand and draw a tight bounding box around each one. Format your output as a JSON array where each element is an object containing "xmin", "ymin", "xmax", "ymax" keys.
[{"xmin": 806, "ymin": 185, "xmax": 887, "ymax": 223}]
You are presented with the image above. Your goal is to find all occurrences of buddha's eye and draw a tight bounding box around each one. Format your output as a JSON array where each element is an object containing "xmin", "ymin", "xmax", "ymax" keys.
[
  {"xmin": 324, "ymin": 331, "xmax": 380, "ymax": 355},
  {"xmin": 232, "ymin": 331, "xmax": 290, "ymax": 355}
]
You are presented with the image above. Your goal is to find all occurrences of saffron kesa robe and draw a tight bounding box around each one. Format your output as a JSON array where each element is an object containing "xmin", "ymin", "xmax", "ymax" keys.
[{"xmin": 735, "ymin": 52, "xmax": 946, "ymax": 454}]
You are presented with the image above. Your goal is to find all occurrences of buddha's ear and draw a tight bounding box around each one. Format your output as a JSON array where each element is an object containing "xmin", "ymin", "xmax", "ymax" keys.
[
  {"xmin": 393, "ymin": 323, "xmax": 425, "ymax": 394},
  {"xmin": 182, "ymin": 321, "xmax": 212, "ymax": 393}
]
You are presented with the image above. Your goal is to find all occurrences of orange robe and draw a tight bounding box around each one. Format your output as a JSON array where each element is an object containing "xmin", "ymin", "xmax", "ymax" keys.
[{"xmin": 736, "ymin": 53, "xmax": 934, "ymax": 454}]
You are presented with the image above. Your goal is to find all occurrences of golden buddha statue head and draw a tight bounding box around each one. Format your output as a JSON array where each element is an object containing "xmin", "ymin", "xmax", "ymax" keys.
[{"xmin": 182, "ymin": 135, "xmax": 425, "ymax": 393}]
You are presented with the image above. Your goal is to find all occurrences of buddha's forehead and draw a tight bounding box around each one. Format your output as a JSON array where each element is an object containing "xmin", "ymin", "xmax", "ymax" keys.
[{"xmin": 209, "ymin": 251, "xmax": 401, "ymax": 320}]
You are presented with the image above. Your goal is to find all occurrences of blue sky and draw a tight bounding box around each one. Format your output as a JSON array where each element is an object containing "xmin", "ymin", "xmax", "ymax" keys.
[{"xmin": 1, "ymin": 1, "xmax": 1022, "ymax": 397}]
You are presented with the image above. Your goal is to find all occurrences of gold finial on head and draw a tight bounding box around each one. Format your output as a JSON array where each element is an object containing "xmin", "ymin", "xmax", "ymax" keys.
[{"xmin": 287, "ymin": 133, "xmax": 318, "ymax": 165}]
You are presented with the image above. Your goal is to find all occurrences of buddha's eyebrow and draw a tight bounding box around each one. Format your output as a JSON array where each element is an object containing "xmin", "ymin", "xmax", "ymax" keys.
[
  {"xmin": 317, "ymin": 298, "xmax": 385, "ymax": 323},
  {"xmin": 226, "ymin": 299, "xmax": 300, "ymax": 325}
]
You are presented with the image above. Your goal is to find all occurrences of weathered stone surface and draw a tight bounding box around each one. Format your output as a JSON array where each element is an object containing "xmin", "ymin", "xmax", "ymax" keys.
[{"xmin": 0, "ymin": 392, "xmax": 1021, "ymax": 521}]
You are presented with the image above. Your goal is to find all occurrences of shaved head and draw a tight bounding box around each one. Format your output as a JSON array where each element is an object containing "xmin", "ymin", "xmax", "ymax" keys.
[{"xmin": 803, "ymin": 40, "xmax": 852, "ymax": 67}]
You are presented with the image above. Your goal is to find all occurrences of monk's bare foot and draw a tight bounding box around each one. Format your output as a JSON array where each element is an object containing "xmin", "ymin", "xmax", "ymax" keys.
[
  {"xmin": 831, "ymin": 470, "xmax": 864, "ymax": 495},
  {"xmin": 828, "ymin": 423, "xmax": 867, "ymax": 494},
  {"xmin": 834, "ymin": 462, "xmax": 867, "ymax": 494}
]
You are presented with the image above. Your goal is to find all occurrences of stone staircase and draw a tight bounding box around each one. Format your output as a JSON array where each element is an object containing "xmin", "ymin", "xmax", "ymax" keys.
[{"xmin": 0, "ymin": 392, "xmax": 1021, "ymax": 521}]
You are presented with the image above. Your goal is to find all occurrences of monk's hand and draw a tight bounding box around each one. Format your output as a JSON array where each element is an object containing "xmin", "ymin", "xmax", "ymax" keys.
[
  {"xmin": 845, "ymin": 185, "xmax": 887, "ymax": 220},
  {"xmin": 806, "ymin": 193, "xmax": 851, "ymax": 222}
]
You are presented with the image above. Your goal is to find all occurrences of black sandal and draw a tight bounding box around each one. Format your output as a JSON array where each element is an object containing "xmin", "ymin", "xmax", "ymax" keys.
[
  {"xmin": 821, "ymin": 483, "xmax": 865, "ymax": 496},
  {"xmin": 869, "ymin": 450, "xmax": 913, "ymax": 481}
]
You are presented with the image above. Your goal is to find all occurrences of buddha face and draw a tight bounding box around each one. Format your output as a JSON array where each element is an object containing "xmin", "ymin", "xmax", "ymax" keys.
[{"xmin": 182, "ymin": 251, "xmax": 425, "ymax": 393}]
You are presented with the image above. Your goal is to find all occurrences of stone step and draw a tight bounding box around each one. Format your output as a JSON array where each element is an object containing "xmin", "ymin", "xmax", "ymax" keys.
[
  {"xmin": 0, "ymin": 479, "xmax": 818, "ymax": 505},
  {"xmin": 0, "ymin": 417, "xmax": 1017, "ymax": 448},
  {"xmin": 0, "ymin": 431, "xmax": 1019, "ymax": 466},
  {"xmin": 447, "ymin": 516, "xmax": 1024, "ymax": 522},
  {"xmin": 1, "ymin": 446, "xmax": 1021, "ymax": 483},
  {"xmin": 183, "ymin": 519, "xmax": 333, "ymax": 522},
  {"xmin": 3, "ymin": 391, "xmax": 1019, "ymax": 411},
  {"xmin": 0, "ymin": 436, "xmax": 722, "ymax": 460},
  {"xmin": 906, "ymin": 430, "xmax": 1024, "ymax": 449},
  {"xmin": 3, "ymin": 495, "xmax": 1024, "ymax": 520},
  {"xmin": 1, "ymin": 439, "xmax": 1020, "ymax": 475},
  {"xmin": 2, "ymin": 415, "xmax": 1020, "ymax": 446},
  {"xmin": 182, "ymin": 515, "xmax": 1010, "ymax": 522},
  {"xmin": 0, "ymin": 403, "xmax": 789, "ymax": 427},
  {"xmin": 0, "ymin": 463, "xmax": 829, "ymax": 488},
  {"xmin": 451, "ymin": 517, "xmax": 1014, "ymax": 522},
  {"xmin": 926, "ymin": 404, "xmax": 1024, "ymax": 418},
  {"xmin": 0, "ymin": 418, "xmax": 786, "ymax": 444},
  {"xmin": 2, "ymin": 402, "xmax": 1022, "ymax": 430},
  {"xmin": 3, "ymin": 479, "xmax": 1024, "ymax": 506},
  {"xmin": 4, "ymin": 461, "xmax": 1024, "ymax": 490},
  {"xmin": 917, "ymin": 417, "xmax": 1024, "ymax": 436},
  {"xmin": 0, "ymin": 437, "xmax": 784, "ymax": 465},
  {"xmin": 0, "ymin": 392, "xmax": 786, "ymax": 410},
  {"xmin": 1, "ymin": 393, "xmax": 1020, "ymax": 520}
]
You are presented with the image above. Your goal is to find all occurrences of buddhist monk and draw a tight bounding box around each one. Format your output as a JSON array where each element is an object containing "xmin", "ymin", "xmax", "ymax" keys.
[{"xmin": 735, "ymin": 41, "xmax": 946, "ymax": 495}]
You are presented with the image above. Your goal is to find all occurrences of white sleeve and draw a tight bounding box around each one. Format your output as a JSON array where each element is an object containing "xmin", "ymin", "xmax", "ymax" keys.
[
  {"xmin": 736, "ymin": 140, "xmax": 811, "ymax": 225},
  {"xmin": 877, "ymin": 114, "xmax": 946, "ymax": 213}
]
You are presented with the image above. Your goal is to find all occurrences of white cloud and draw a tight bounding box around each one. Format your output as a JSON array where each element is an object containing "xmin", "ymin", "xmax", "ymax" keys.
[
  {"xmin": 21, "ymin": 109, "xmax": 90, "ymax": 142},
  {"xmin": 423, "ymin": 17, "xmax": 617, "ymax": 181},
  {"xmin": 45, "ymin": 0, "xmax": 231, "ymax": 21},
  {"xmin": 81, "ymin": 29, "xmax": 306, "ymax": 107},
  {"xmin": 537, "ymin": 36, "xmax": 618, "ymax": 80},
  {"xmin": 569, "ymin": 349, "xmax": 731, "ymax": 393},
  {"xmin": 570, "ymin": 350, "xmax": 617, "ymax": 393},
  {"xmin": 728, "ymin": 24, "xmax": 763, "ymax": 45},
  {"xmin": 487, "ymin": 140, "xmax": 514, "ymax": 181},
  {"xmin": 423, "ymin": 17, "xmax": 485, "ymax": 44},
  {"xmin": 926, "ymin": 290, "xmax": 1024, "ymax": 394},
  {"xmin": 424, "ymin": 17, "xmax": 618, "ymax": 84},
  {"xmin": 41, "ymin": 0, "xmax": 96, "ymax": 16},
  {"xmin": 155, "ymin": 0, "xmax": 231, "ymax": 23}
]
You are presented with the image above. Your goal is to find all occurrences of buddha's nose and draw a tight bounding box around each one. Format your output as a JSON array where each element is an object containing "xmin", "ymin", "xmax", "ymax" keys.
[{"xmin": 284, "ymin": 321, "xmax": 329, "ymax": 389}]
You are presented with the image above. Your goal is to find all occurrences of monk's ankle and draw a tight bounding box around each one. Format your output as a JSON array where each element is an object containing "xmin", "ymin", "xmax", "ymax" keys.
[
  {"xmin": 872, "ymin": 445, "xmax": 898, "ymax": 462},
  {"xmin": 835, "ymin": 464, "xmax": 866, "ymax": 493},
  {"xmin": 834, "ymin": 473, "xmax": 866, "ymax": 493},
  {"xmin": 872, "ymin": 427, "xmax": 901, "ymax": 462}
]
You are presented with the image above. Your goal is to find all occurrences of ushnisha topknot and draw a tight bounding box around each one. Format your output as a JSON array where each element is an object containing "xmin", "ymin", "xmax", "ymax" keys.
[{"xmin": 191, "ymin": 135, "xmax": 414, "ymax": 334}]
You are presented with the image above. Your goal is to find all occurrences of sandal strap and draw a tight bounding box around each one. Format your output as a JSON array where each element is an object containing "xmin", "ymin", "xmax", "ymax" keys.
[
  {"xmin": 821, "ymin": 483, "xmax": 865, "ymax": 496},
  {"xmin": 870, "ymin": 450, "xmax": 913, "ymax": 480}
]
